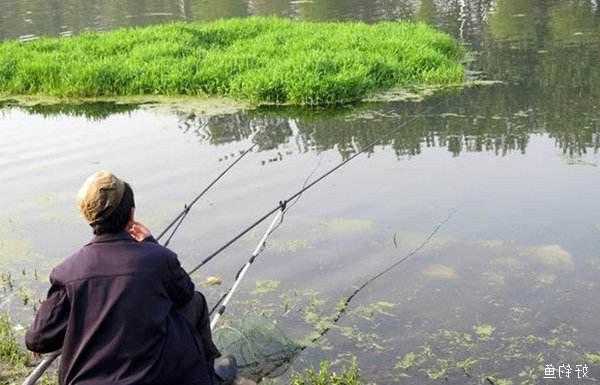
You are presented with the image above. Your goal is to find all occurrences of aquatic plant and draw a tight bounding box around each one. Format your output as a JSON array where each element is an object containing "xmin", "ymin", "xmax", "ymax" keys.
[
  {"xmin": 0, "ymin": 313, "xmax": 27, "ymax": 366},
  {"xmin": 0, "ymin": 314, "xmax": 57, "ymax": 385},
  {"xmin": 0, "ymin": 17, "xmax": 465, "ymax": 105},
  {"xmin": 290, "ymin": 360, "xmax": 361, "ymax": 385}
]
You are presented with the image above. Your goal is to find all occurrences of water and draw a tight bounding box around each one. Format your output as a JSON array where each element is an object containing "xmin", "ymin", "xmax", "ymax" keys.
[{"xmin": 1, "ymin": 0, "xmax": 600, "ymax": 384}]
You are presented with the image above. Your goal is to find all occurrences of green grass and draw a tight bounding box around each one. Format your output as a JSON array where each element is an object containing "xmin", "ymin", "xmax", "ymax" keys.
[
  {"xmin": 0, "ymin": 314, "xmax": 57, "ymax": 385},
  {"xmin": 290, "ymin": 360, "xmax": 361, "ymax": 385},
  {"xmin": 0, "ymin": 313, "xmax": 30, "ymax": 385},
  {"xmin": 0, "ymin": 17, "xmax": 464, "ymax": 105},
  {"xmin": 0, "ymin": 313, "xmax": 27, "ymax": 366}
]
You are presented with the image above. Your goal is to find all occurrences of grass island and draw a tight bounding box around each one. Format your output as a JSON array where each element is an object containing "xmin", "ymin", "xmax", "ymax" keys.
[{"xmin": 0, "ymin": 17, "xmax": 464, "ymax": 106}]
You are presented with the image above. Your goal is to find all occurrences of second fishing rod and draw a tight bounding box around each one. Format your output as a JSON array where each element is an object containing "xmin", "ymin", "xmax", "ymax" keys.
[{"xmin": 187, "ymin": 101, "xmax": 442, "ymax": 276}]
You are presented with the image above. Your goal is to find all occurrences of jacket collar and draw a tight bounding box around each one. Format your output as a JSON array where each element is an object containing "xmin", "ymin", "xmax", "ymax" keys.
[{"xmin": 87, "ymin": 230, "xmax": 134, "ymax": 245}]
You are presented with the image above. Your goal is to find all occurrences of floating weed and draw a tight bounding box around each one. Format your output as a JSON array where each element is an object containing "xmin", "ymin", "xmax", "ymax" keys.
[
  {"xmin": 334, "ymin": 325, "xmax": 386, "ymax": 351},
  {"xmin": 437, "ymin": 330, "xmax": 474, "ymax": 349},
  {"xmin": 422, "ymin": 264, "xmax": 458, "ymax": 280},
  {"xmin": 0, "ymin": 18, "xmax": 465, "ymax": 106},
  {"xmin": 521, "ymin": 244, "xmax": 574, "ymax": 269},
  {"xmin": 202, "ymin": 275, "xmax": 223, "ymax": 287},
  {"xmin": 352, "ymin": 301, "xmax": 395, "ymax": 320},
  {"xmin": 252, "ymin": 280, "xmax": 280, "ymax": 295},
  {"xmin": 583, "ymin": 352, "xmax": 600, "ymax": 364},
  {"xmin": 474, "ymin": 324, "xmax": 496, "ymax": 340},
  {"xmin": 423, "ymin": 359, "xmax": 449, "ymax": 380},
  {"xmin": 289, "ymin": 359, "xmax": 361, "ymax": 385},
  {"xmin": 395, "ymin": 351, "xmax": 423, "ymax": 370},
  {"xmin": 392, "ymin": 320, "xmax": 584, "ymax": 384},
  {"xmin": 456, "ymin": 357, "xmax": 478, "ymax": 374}
]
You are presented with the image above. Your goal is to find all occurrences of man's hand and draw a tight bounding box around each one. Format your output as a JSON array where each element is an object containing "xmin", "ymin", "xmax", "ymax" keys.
[{"xmin": 128, "ymin": 221, "xmax": 152, "ymax": 242}]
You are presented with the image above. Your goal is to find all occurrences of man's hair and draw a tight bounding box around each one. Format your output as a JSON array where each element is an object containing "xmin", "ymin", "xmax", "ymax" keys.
[{"xmin": 91, "ymin": 183, "xmax": 135, "ymax": 235}]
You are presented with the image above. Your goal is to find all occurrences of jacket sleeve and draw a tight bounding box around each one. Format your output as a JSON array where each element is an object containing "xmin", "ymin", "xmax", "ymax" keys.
[
  {"xmin": 25, "ymin": 276, "xmax": 70, "ymax": 353},
  {"xmin": 163, "ymin": 252, "xmax": 195, "ymax": 308}
]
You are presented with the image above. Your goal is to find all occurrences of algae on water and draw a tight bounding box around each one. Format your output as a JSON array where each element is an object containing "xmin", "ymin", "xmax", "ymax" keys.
[
  {"xmin": 252, "ymin": 280, "xmax": 280, "ymax": 295},
  {"xmin": 474, "ymin": 324, "xmax": 495, "ymax": 339},
  {"xmin": 521, "ymin": 244, "xmax": 574, "ymax": 269},
  {"xmin": 422, "ymin": 264, "xmax": 458, "ymax": 280},
  {"xmin": 0, "ymin": 17, "xmax": 465, "ymax": 105}
]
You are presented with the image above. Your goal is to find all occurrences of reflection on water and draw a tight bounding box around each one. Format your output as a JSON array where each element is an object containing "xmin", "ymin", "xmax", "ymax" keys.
[
  {"xmin": 1, "ymin": 0, "xmax": 598, "ymax": 42},
  {"xmin": 10, "ymin": 81, "xmax": 599, "ymax": 159}
]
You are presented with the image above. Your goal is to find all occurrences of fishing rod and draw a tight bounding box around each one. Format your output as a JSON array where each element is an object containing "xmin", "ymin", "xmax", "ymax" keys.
[
  {"xmin": 23, "ymin": 142, "xmax": 258, "ymax": 385},
  {"xmin": 210, "ymin": 203, "xmax": 286, "ymax": 329},
  {"xmin": 157, "ymin": 142, "xmax": 258, "ymax": 247},
  {"xmin": 208, "ymin": 157, "xmax": 323, "ymax": 317},
  {"xmin": 186, "ymin": 102, "xmax": 441, "ymax": 276}
]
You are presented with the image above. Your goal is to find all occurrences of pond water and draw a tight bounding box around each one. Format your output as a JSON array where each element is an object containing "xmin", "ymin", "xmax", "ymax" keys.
[{"xmin": 1, "ymin": 0, "xmax": 600, "ymax": 384}]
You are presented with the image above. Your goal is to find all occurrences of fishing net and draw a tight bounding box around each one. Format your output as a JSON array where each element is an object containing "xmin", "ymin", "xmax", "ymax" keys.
[{"xmin": 213, "ymin": 314, "xmax": 302, "ymax": 381}]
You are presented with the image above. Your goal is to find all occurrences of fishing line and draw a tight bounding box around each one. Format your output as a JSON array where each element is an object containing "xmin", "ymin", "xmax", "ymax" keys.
[
  {"xmin": 251, "ymin": 209, "xmax": 457, "ymax": 381},
  {"xmin": 188, "ymin": 99, "xmax": 444, "ymax": 276},
  {"xmin": 157, "ymin": 142, "xmax": 258, "ymax": 246},
  {"xmin": 309, "ymin": 208, "xmax": 457, "ymax": 342},
  {"xmin": 209, "ymin": 155, "xmax": 324, "ymax": 316}
]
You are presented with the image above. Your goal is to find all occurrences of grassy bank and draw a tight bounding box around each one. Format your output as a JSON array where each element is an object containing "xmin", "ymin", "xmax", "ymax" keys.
[
  {"xmin": 0, "ymin": 17, "xmax": 464, "ymax": 105},
  {"xmin": 0, "ymin": 314, "xmax": 56, "ymax": 385}
]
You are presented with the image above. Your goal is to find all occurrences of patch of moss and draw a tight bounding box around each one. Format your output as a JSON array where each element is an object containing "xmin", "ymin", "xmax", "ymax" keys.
[{"xmin": 0, "ymin": 17, "xmax": 465, "ymax": 105}]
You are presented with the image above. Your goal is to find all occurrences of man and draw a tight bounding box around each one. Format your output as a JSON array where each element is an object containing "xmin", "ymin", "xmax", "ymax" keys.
[{"xmin": 26, "ymin": 171, "xmax": 237, "ymax": 385}]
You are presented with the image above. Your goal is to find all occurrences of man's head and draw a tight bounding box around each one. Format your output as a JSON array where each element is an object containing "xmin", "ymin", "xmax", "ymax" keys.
[{"xmin": 77, "ymin": 171, "xmax": 135, "ymax": 235}]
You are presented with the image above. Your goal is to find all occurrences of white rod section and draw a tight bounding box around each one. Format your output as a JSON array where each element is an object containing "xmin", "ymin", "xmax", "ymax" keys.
[{"xmin": 210, "ymin": 209, "xmax": 283, "ymax": 331}]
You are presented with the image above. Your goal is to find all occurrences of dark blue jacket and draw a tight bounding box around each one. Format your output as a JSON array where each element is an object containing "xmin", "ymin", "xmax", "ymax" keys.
[{"xmin": 25, "ymin": 231, "xmax": 213, "ymax": 385}]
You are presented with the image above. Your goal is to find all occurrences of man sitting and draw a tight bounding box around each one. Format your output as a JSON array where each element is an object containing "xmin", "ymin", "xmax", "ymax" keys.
[{"xmin": 26, "ymin": 171, "xmax": 238, "ymax": 385}]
